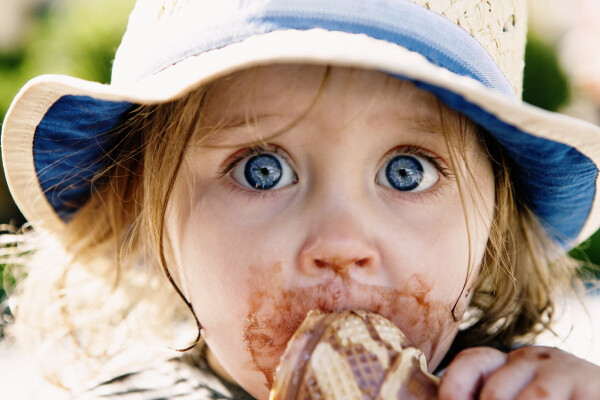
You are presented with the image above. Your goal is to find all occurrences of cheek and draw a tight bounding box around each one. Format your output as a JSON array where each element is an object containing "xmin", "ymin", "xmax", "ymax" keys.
[
  {"xmin": 166, "ymin": 195, "xmax": 300, "ymax": 395},
  {"xmin": 383, "ymin": 271, "xmax": 473, "ymax": 371},
  {"xmin": 378, "ymin": 186, "xmax": 492, "ymax": 367},
  {"xmin": 383, "ymin": 195, "xmax": 484, "ymax": 292}
]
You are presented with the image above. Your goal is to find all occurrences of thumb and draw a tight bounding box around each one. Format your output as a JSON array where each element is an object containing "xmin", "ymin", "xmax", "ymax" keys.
[{"xmin": 439, "ymin": 347, "xmax": 507, "ymax": 400}]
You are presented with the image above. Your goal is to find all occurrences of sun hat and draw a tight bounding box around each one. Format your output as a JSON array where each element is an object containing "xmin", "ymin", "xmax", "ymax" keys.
[{"xmin": 2, "ymin": 0, "xmax": 600, "ymax": 249}]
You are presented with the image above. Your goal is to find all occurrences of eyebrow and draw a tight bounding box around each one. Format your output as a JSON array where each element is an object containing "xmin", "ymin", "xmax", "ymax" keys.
[
  {"xmin": 401, "ymin": 114, "xmax": 445, "ymax": 135},
  {"xmin": 219, "ymin": 113, "xmax": 282, "ymax": 129},
  {"xmin": 197, "ymin": 113, "xmax": 286, "ymax": 147},
  {"xmin": 198, "ymin": 108, "xmax": 447, "ymax": 147}
]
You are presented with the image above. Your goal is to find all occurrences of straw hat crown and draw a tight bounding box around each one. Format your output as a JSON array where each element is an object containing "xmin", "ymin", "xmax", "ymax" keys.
[
  {"xmin": 113, "ymin": 0, "xmax": 527, "ymax": 96},
  {"xmin": 415, "ymin": 0, "xmax": 527, "ymax": 96}
]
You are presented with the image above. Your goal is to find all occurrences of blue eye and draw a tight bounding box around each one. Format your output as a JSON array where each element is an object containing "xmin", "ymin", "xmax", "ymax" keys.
[
  {"xmin": 377, "ymin": 154, "xmax": 438, "ymax": 192},
  {"xmin": 232, "ymin": 153, "xmax": 296, "ymax": 190}
]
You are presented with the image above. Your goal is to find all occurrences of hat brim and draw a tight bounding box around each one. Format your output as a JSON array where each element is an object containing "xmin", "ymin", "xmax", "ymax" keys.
[{"xmin": 3, "ymin": 29, "xmax": 600, "ymax": 247}]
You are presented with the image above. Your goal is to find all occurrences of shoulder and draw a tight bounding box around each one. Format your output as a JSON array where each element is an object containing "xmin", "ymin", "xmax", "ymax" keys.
[{"xmin": 73, "ymin": 354, "xmax": 254, "ymax": 400}]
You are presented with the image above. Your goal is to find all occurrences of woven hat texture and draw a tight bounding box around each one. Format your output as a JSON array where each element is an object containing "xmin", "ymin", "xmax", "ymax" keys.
[
  {"xmin": 114, "ymin": 0, "xmax": 527, "ymax": 96},
  {"xmin": 414, "ymin": 0, "xmax": 527, "ymax": 95}
]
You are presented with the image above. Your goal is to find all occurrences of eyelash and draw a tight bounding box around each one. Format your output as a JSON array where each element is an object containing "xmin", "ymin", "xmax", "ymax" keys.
[
  {"xmin": 377, "ymin": 145, "xmax": 455, "ymax": 201},
  {"xmin": 218, "ymin": 144, "xmax": 454, "ymax": 198},
  {"xmin": 218, "ymin": 145, "xmax": 298, "ymax": 198},
  {"xmin": 384, "ymin": 145, "xmax": 452, "ymax": 179},
  {"xmin": 218, "ymin": 145, "xmax": 283, "ymax": 178}
]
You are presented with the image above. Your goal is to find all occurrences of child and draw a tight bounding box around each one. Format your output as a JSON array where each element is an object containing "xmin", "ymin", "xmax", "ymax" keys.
[{"xmin": 2, "ymin": 1, "xmax": 600, "ymax": 399}]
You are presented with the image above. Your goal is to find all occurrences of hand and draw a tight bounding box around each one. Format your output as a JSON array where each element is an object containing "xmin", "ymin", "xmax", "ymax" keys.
[{"xmin": 438, "ymin": 346, "xmax": 600, "ymax": 399}]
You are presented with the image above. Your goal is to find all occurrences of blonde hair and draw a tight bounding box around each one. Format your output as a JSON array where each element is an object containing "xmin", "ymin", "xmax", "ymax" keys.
[
  {"xmin": 3, "ymin": 88, "xmax": 212, "ymax": 389},
  {"xmin": 3, "ymin": 69, "xmax": 583, "ymax": 389},
  {"xmin": 430, "ymin": 101, "xmax": 582, "ymax": 359}
]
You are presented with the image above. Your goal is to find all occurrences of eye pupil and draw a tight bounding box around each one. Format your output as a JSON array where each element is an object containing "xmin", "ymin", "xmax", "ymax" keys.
[
  {"xmin": 386, "ymin": 155, "xmax": 423, "ymax": 191},
  {"xmin": 245, "ymin": 154, "xmax": 282, "ymax": 189}
]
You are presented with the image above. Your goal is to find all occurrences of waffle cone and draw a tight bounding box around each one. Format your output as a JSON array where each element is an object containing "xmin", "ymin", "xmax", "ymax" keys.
[{"xmin": 270, "ymin": 310, "xmax": 439, "ymax": 400}]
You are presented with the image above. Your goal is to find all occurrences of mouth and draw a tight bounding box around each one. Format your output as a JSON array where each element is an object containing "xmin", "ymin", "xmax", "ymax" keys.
[{"xmin": 242, "ymin": 275, "xmax": 427, "ymax": 388}]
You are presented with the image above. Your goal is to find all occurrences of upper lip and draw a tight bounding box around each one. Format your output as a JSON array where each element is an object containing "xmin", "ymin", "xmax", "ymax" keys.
[{"xmin": 281, "ymin": 277, "xmax": 402, "ymax": 330}]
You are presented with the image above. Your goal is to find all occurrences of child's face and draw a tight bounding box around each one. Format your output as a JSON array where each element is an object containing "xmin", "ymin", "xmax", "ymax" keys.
[{"xmin": 166, "ymin": 65, "xmax": 495, "ymax": 399}]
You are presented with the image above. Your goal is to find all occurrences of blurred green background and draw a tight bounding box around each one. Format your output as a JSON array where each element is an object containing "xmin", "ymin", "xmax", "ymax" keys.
[{"xmin": 0, "ymin": 0, "xmax": 599, "ymax": 327}]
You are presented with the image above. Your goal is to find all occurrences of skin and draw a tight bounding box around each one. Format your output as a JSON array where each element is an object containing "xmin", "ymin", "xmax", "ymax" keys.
[
  {"xmin": 163, "ymin": 65, "xmax": 598, "ymax": 399},
  {"xmin": 440, "ymin": 346, "xmax": 600, "ymax": 400}
]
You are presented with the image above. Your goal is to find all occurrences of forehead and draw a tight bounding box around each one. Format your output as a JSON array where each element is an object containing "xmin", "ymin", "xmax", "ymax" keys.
[{"xmin": 200, "ymin": 64, "xmax": 445, "ymax": 135}]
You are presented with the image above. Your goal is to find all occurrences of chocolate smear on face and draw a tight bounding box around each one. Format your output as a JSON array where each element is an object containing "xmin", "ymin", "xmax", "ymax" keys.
[{"xmin": 242, "ymin": 264, "xmax": 454, "ymax": 389}]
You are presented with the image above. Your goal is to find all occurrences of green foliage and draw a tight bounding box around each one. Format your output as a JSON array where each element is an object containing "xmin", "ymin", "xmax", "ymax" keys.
[
  {"xmin": 522, "ymin": 34, "xmax": 570, "ymax": 112},
  {"xmin": 571, "ymin": 234, "xmax": 600, "ymax": 280},
  {"xmin": 0, "ymin": 0, "xmax": 135, "ymax": 119}
]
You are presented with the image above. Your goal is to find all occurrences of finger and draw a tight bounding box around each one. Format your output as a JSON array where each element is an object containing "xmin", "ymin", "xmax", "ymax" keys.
[
  {"xmin": 515, "ymin": 376, "xmax": 572, "ymax": 400},
  {"xmin": 439, "ymin": 347, "xmax": 507, "ymax": 400},
  {"xmin": 479, "ymin": 347, "xmax": 539, "ymax": 400}
]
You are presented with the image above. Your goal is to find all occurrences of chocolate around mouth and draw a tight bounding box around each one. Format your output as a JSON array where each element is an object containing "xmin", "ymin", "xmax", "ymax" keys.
[{"xmin": 242, "ymin": 267, "xmax": 448, "ymax": 389}]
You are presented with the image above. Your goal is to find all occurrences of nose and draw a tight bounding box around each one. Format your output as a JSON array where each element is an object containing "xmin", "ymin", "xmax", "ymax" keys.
[{"xmin": 297, "ymin": 213, "xmax": 381, "ymax": 277}]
